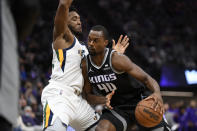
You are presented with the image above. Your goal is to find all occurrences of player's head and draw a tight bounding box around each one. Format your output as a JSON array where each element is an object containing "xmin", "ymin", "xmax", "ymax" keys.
[
  {"xmin": 68, "ymin": 7, "xmax": 82, "ymax": 35},
  {"xmin": 190, "ymin": 100, "xmax": 196, "ymax": 108},
  {"xmin": 87, "ymin": 25, "xmax": 109, "ymax": 56}
]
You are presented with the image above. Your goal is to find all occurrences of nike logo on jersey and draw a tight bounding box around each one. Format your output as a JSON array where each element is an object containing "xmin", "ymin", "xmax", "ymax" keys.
[{"xmin": 89, "ymin": 73, "xmax": 117, "ymax": 83}]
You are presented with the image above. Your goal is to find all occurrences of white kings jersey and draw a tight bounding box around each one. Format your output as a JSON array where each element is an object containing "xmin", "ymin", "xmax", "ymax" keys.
[{"xmin": 49, "ymin": 37, "xmax": 88, "ymax": 91}]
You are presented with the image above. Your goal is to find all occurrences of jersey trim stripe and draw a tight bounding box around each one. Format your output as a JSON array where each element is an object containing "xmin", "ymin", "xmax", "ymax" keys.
[
  {"xmin": 110, "ymin": 110, "xmax": 127, "ymax": 131},
  {"xmin": 110, "ymin": 50, "xmax": 124, "ymax": 74},
  {"xmin": 43, "ymin": 102, "xmax": 47, "ymax": 127},
  {"xmin": 61, "ymin": 49, "xmax": 66, "ymax": 71},
  {"xmin": 54, "ymin": 37, "xmax": 76, "ymax": 72},
  {"xmin": 58, "ymin": 49, "xmax": 64, "ymax": 67},
  {"xmin": 55, "ymin": 50, "xmax": 59, "ymax": 61},
  {"xmin": 56, "ymin": 49, "xmax": 66, "ymax": 72},
  {"xmin": 48, "ymin": 110, "xmax": 53, "ymax": 127},
  {"xmin": 44, "ymin": 103, "xmax": 53, "ymax": 128},
  {"xmin": 60, "ymin": 37, "xmax": 76, "ymax": 71},
  {"xmin": 65, "ymin": 37, "xmax": 76, "ymax": 51},
  {"xmin": 89, "ymin": 48, "xmax": 109, "ymax": 69}
]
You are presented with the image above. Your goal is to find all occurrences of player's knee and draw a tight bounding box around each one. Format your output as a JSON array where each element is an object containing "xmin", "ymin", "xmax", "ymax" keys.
[
  {"xmin": 96, "ymin": 125, "xmax": 109, "ymax": 131},
  {"xmin": 95, "ymin": 125, "xmax": 104, "ymax": 131},
  {"xmin": 95, "ymin": 120, "xmax": 116, "ymax": 131}
]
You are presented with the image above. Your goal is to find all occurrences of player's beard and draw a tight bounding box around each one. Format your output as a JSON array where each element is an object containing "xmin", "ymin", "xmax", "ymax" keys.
[
  {"xmin": 88, "ymin": 50, "xmax": 96, "ymax": 56},
  {"xmin": 68, "ymin": 25, "xmax": 82, "ymax": 39}
]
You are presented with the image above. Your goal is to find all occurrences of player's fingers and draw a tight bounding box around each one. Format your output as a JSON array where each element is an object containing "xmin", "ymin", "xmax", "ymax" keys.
[
  {"xmin": 109, "ymin": 106, "xmax": 113, "ymax": 110},
  {"xmin": 106, "ymin": 101, "xmax": 113, "ymax": 110},
  {"xmin": 125, "ymin": 38, "xmax": 129, "ymax": 45},
  {"xmin": 155, "ymin": 101, "xmax": 160, "ymax": 111},
  {"xmin": 111, "ymin": 90, "xmax": 115, "ymax": 95},
  {"xmin": 122, "ymin": 37, "xmax": 129, "ymax": 47},
  {"xmin": 107, "ymin": 91, "xmax": 114, "ymax": 99},
  {"xmin": 122, "ymin": 35, "xmax": 127, "ymax": 43},
  {"xmin": 158, "ymin": 101, "xmax": 164, "ymax": 114},
  {"xmin": 156, "ymin": 99, "xmax": 164, "ymax": 114},
  {"xmin": 117, "ymin": 35, "xmax": 123, "ymax": 44},
  {"xmin": 151, "ymin": 98, "xmax": 158, "ymax": 109},
  {"xmin": 107, "ymin": 104, "xmax": 113, "ymax": 110},
  {"xmin": 107, "ymin": 106, "xmax": 113, "ymax": 110},
  {"xmin": 160, "ymin": 107, "xmax": 164, "ymax": 115},
  {"xmin": 155, "ymin": 104, "xmax": 158, "ymax": 112},
  {"xmin": 151, "ymin": 100, "xmax": 157, "ymax": 109},
  {"xmin": 124, "ymin": 42, "xmax": 129, "ymax": 49},
  {"xmin": 109, "ymin": 90, "xmax": 115, "ymax": 98},
  {"xmin": 112, "ymin": 39, "xmax": 115, "ymax": 48},
  {"xmin": 151, "ymin": 102, "xmax": 155, "ymax": 109},
  {"xmin": 144, "ymin": 96, "xmax": 153, "ymax": 101},
  {"xmin": 159, "ymin": 104, "xmax": 163, "ymax": 114},
  {"xmin": 162, "ymin": 107, "xmax": 165, "ymax": 114}
]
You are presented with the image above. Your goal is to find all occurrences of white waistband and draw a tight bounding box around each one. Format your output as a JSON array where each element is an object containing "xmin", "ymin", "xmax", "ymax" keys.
[{"xmin": 47, "ymin": 81, "xmax": 82, "ymax": 96}]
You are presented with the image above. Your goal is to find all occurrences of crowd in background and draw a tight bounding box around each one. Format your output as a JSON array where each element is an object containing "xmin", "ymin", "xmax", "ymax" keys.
[
  {"xmin": 164, "ymin": 100, "xmax": 197, "ymax": 131},
  {"xmin": 98, "ymin": 0, "xmax": 197, "ymax": 69},
  {"xmin": 16, "ymin": 0, "xmax": 197, "ymax": 130}
]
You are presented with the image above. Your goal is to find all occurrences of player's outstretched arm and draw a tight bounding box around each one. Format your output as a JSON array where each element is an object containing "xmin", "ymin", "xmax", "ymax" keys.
[
  {"xmin": 111, "ymin": 52, "xmax": 164, "ymax": 113},
  {"xmin": 53, "ymin": 0, "xmax": 73, "ymax": 49},
  {"xmin": 81, "ymin": 58, "xmax": 113, "ymax": 108}
]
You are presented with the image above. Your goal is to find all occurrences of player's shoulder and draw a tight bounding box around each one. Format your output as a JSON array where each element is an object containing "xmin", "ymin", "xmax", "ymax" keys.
[
  {"xmin": 79, "ymin": 41, "xmax": 86, "ymax": 46},
  {"xmin": 111, "ymin": 50, "xmax": 132, "ymax": 68}
]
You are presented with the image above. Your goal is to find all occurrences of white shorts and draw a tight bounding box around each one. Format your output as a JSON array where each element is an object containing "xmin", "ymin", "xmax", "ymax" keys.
[{"xmin": 41, "ymin": 82, "xmax": 99, "ymax": 131}]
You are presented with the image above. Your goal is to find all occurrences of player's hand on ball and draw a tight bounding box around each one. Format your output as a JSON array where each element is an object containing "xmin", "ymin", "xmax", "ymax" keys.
[
  {"xmin": 144, "ymin": 92, "xmax": 164, "ymax": 115},
  {"xmin": 105, "ymin": 90, "xmax": 115, "ymax": 110},
  {"xmin": 112, "ymin": 35, "xmax": 129, "ymax": 54}
]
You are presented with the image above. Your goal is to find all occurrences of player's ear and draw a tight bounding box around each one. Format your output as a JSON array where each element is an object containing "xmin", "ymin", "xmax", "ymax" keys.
[{"xmin": 104, "ymin": 40, "xmax": 108, "ymax": 46}]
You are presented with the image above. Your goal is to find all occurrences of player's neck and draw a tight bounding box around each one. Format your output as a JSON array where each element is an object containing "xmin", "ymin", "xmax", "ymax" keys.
[{"xmin": 91, "ymin": 48, "xmax": 107, "ymax": 67}]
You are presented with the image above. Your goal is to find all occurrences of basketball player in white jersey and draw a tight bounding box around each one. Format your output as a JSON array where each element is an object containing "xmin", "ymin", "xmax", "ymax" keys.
[{"xmin": 41, "ymin": 0, "xmax": 129, "ymax": 131}]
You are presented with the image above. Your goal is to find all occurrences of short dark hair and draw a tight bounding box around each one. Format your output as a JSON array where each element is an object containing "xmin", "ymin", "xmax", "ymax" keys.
[
  {"xmin": 91, "ymin": 25, "xmax": 109, "ymax": 40},
  {"xmin": 69, "ymin": 6, "xmax": 78, "ymax": 13}
]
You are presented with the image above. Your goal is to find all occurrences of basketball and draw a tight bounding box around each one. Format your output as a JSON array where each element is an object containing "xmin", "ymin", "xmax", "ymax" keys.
[{"xmin": 135, "ymin": 98, "xmax": 163, "ymax": 128}]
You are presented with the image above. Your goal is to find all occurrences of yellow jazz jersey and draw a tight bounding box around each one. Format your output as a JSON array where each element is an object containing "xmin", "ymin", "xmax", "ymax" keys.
[{"xmin": 49, "ymin": 37, "xmax": 88, "ymax": 91}]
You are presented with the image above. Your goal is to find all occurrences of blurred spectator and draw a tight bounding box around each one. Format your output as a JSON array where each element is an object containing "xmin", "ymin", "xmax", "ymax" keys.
[
  {"xmin": 19, "ymin": 94, "xmax": 27, "ymax": 111},
  {"xmin": 164, "ymin": 103, "xmax": 178, "ymax": 130},
  {"xmin": 176, "ymin": 105, "xmax": 187, "ymax": 131},
  {"xmin": 183, "ymin": 100, "xmax": 197, "ymax": 131},
  {"xmin": 22, "ymin": 106, "xmax": 36, "ymax": 127}
]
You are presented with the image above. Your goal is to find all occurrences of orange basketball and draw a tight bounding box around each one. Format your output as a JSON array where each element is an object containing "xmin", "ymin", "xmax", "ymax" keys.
[{"xmin": 135, "ymin": 98, "xmax": 163, "ymax": 128}]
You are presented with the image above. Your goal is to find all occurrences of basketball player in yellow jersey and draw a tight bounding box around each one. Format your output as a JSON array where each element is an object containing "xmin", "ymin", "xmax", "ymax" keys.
[{"xmin": 41, "ymin": 0, "xmax": 129, "ymax": 131}]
